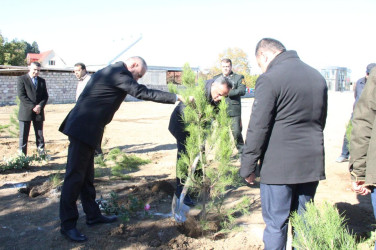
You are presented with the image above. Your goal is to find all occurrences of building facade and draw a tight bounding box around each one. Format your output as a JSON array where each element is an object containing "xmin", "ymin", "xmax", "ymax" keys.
[{"xmin": 321, "ymin": 66, "xmax": 352, "ymax": 91}]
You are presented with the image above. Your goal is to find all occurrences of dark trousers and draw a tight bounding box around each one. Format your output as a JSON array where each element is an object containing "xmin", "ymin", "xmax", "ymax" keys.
[
  {"xmin": 175, "ymin": 135, "xmax": 187, "ymax": 196},
  {"xmin": 230, "ymin": 116, "xmax": 244, "ymax": 154},
  {"xmin": 19, "ymin": 120, "xmax": 44, "ymax": 155},
  {"xmin": 60, "ymin": 136, "xmax": 101, "ymax": 230},
  {"xmin": 260, "ymin": 181, "xmax": 319, "ymax": 250}
]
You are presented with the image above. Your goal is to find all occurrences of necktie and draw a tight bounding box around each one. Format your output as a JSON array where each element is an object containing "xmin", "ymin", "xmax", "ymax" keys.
[{"xmin": 33, "ymin": 77, "xmax": 37, "ymax": 88}]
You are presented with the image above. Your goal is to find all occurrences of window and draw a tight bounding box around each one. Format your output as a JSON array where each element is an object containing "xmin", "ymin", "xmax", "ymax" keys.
[{"xmin": 49, "ymin": 60, "xmax": 55, "ymax": 65}]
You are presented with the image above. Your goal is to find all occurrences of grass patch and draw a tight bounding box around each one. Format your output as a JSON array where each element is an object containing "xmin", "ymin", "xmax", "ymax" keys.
[
  {"xmin": 49, "ymin": 173, "xmax": 63, "ymax": 188},
  {"xmin": 94, "ymin": 148, "xmax": 151, "ymax": 179}
]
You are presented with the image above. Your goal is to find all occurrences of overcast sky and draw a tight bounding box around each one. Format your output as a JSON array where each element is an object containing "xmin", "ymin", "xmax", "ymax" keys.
[{"xmin": 1, "ymin": 0, "xmax": 375, "ymax": 80}]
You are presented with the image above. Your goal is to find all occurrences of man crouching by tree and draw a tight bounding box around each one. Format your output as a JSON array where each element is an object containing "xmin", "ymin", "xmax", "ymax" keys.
[
  {"xmin": 240, "ymin": 38, "xmax": 327, "ymax": 249},
  {"xmin": 168, "ymin": 76, "xmax": 232, "ymax": 206},
  {"xmin": 58, "ymin": 56, "xmax": 185, "ymax": 242}
]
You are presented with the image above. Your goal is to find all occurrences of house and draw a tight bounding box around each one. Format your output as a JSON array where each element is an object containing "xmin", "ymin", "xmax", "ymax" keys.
[
  {"xmin": 26, "ymin": 50, "xmax": 66, "ymax": 68},
  {"xmin": 321, "ymin": 66, "xmax": 352, "ymax": 91}
]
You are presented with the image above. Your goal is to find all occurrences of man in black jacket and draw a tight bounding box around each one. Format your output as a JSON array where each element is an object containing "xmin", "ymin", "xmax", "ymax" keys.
[
  {"xmin": 17, "ymin": 61, "xmax": 49, "ymax": 155},
  {"xmin": 214, "ymin": 59, "xmax": 246, "ymax": 155},
  {"xmin": 240, "ymin": 38, "xmax": 327, "ymax": 249},
  {"xmin": 59, "ymin": 56, "xmax": 184, "ymax": 242},
  {"xmin": 168, "ymin": 77, "xmax": 232, "ymax": 206}
]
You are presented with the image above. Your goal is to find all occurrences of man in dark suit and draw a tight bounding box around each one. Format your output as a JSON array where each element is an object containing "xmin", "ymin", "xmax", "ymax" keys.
[
  {"xmin": 59, "ymin": 56, "xmax": 184, "ymax": 242},
  {"xmin": 17, "ymin": 61, "xmax": 49, "ymax": 156},
  {"xmin": 168, "ymin": 77, "xmax": 232, "ymax": 206},
  {"xmin": 214, "ymin": 59, "xmax": 246, "ymax": 155},
  {"xmin": 240, "ymin": 38, "xmax": 327, "ymax": 249}
]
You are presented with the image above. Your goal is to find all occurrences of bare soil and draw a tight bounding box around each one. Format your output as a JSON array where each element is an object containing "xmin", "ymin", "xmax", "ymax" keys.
[{"xmin": 0, "ymin": 92, "xmax": 374, "ymax": 250}]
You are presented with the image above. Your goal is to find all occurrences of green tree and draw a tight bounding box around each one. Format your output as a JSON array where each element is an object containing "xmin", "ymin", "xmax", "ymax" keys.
[
  {"xmin": 3, "ymin": 39, "xmax": 27, "ymax": 66},
  {"xmin": 31, "ymin": 41, "xmax": 40, "ymax": 54},
  {"xmin": 25, "ymin": 41, "xmax": 40, "ymax": 56},
  {"xmin": 175, "ymin": 64, "xmax": 248, "ymax": 230},
  {"xmin": 0, "ymin": 33, "xmax": 5, "ymax": 64},
  {"xmin": 181, "ymin": 62, "xmax": 196, "ymax": 87},
  {"xmin": 0, "ymin": 32, "xmax": 40, "ymax": 66}
]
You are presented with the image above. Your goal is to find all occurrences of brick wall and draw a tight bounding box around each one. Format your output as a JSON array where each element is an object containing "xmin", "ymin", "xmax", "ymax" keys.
[
  {"xmin": 0, "ymin": 70, "xmax": 169, "ymax": 106},
  {"xmin": 0, "ymin": 75, "xmax": 18, "ymax": 105}
]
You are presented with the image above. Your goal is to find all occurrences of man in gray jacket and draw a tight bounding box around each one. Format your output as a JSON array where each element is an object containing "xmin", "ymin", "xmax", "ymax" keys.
[
  {"xmin": 349, "ymin": 67, "xmax": 376, "ymax": 218},
  {"xmin": 336, "ymin": 63, "xmax": 376, "ymax": 163},
  {"xmin": 240, "ymin": 38, "xmax": 327, "ymax": 249}
]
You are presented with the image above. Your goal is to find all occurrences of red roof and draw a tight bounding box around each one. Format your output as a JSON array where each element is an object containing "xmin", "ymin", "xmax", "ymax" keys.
[{"xmin": 26, "ymin": 50, "xmax": 53, "ymax": 64}]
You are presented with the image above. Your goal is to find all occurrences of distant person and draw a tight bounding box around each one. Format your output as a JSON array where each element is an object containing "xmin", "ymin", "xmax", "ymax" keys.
[
  {"xmin": 213, "ymin": 58, "xmax": 246, "ymax": 155},
  {"xmin": 74, "ymin": 62, "xmax": 91, "ymax": 101},
  {"xmin": 349, "ymin": 67, "xmax": 376, "ymax": 230},
  {"xmin": 73, "ymin": 62, "xmax": 103, "ymax": 155},
  {"xmin": 168, "ymin": 77, "xmax": 232, "ymax": 206},
  {"xmin": 240, "ymin": 38, "xmax": 327, "ymax": 249},
  {"xmin": 17, "ymin": 61, "xmax": 49, "ymax": 156},
  {"xmin": 336, "ymin": 63, "xmax": 376, "ymax": 163},
  {"xmin": 59, "ymin": 56, "xmax": 185, "ymax": 242}
]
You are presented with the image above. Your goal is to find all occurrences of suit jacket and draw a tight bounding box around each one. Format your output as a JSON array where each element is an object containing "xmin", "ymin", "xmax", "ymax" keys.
[
  {"xmin": 17, "ymin": 74, "xmax": 49, "ymax": 121},
  {"xmin": 240, "ymin": 51, "xmax": 328, "ymax": 184},
  {"xmin": 214, "ymin": 72, "xmax": 245, "ymax": 117},
  {"xmin": 59, "ymin": 61, "xmax": 177, "ymax": 148},
  {"xmin": 169, "ymin": 80, "xmax": 216, "ymax": 143}
]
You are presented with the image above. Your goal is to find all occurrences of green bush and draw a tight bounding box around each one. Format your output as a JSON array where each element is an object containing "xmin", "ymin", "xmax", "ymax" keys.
[
  {"xmin": 290, "ymin": 201, "xmax": 357, "ymax": 250},
  {"xmin": 167, "ymin": 82, "xmax": 177, "ymax": 94},
  {"xmin": 97, "ymin": 191, "xmax": 146, "ymax": 223},
  {"xmin": 94, "ymin": 148, "xmax": 151, "ymax": 180},
  {"xmin": 0, "ymin": 153, "xmax": 48, "ymax": 171}
]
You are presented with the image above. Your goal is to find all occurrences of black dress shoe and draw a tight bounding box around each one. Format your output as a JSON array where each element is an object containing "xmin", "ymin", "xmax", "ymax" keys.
[
  {"xmin": 60, "ymin": 228, "xmax": 87, "ymax": 242},
  {"xmin": 86, "ymin": 215, "xmax": 117, "ymax": 226}
]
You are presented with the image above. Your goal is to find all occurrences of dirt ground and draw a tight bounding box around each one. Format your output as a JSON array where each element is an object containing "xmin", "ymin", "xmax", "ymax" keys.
[{"xmin": 0, "ymin": 92, "xmax": 375, "ymax": 250}]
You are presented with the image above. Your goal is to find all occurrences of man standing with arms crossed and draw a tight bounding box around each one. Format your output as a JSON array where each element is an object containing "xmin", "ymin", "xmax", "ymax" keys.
[
  {"xmin": 214, "ymin": 58, "xmax": 246, "ymax": 155},
  {"xmin": 240, "ymin": 38, "xmax": 327, "ymax": 249}
]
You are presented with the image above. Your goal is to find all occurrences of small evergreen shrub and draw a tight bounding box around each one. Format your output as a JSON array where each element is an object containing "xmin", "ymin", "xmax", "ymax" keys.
[
  {"xmin": 290, "ymin": 201, "xmax": 357, "ymax": 250},
  {"xmin": 93, "ymin": 148, "xmax": 150, "ymax": 179},
  {"xmin": 0, "ymin": 153, "xmax": 48, "ymax": 171},
  {"xmin": 167, "ymin": 82, "xmax": 177, "ymax": 94},
  {"xmin": 97, "ymin": 191, "xmax": 146, "ymax": 223}
]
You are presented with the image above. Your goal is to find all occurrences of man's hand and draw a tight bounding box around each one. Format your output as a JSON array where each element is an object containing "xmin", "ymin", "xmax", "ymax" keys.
[
  {"xmin": 351, "ymin": 180, "xmax": 371, "ymax": 195},
  {"xmin": 33, "ymin": 105, "xmax": 41, "ymax": 115},
  {"xmin": 177, "ymin": 94, "xmax": 194, "ymax": 103},
  {"xmin": 245, "ymin": 173, "xmax": 256, "ymax": 185}
]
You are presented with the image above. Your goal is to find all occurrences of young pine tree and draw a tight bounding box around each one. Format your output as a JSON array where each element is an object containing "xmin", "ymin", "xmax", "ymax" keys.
[{"xmin": 176, "ymin": 64, "xmax": 245, "ymax": 227}]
